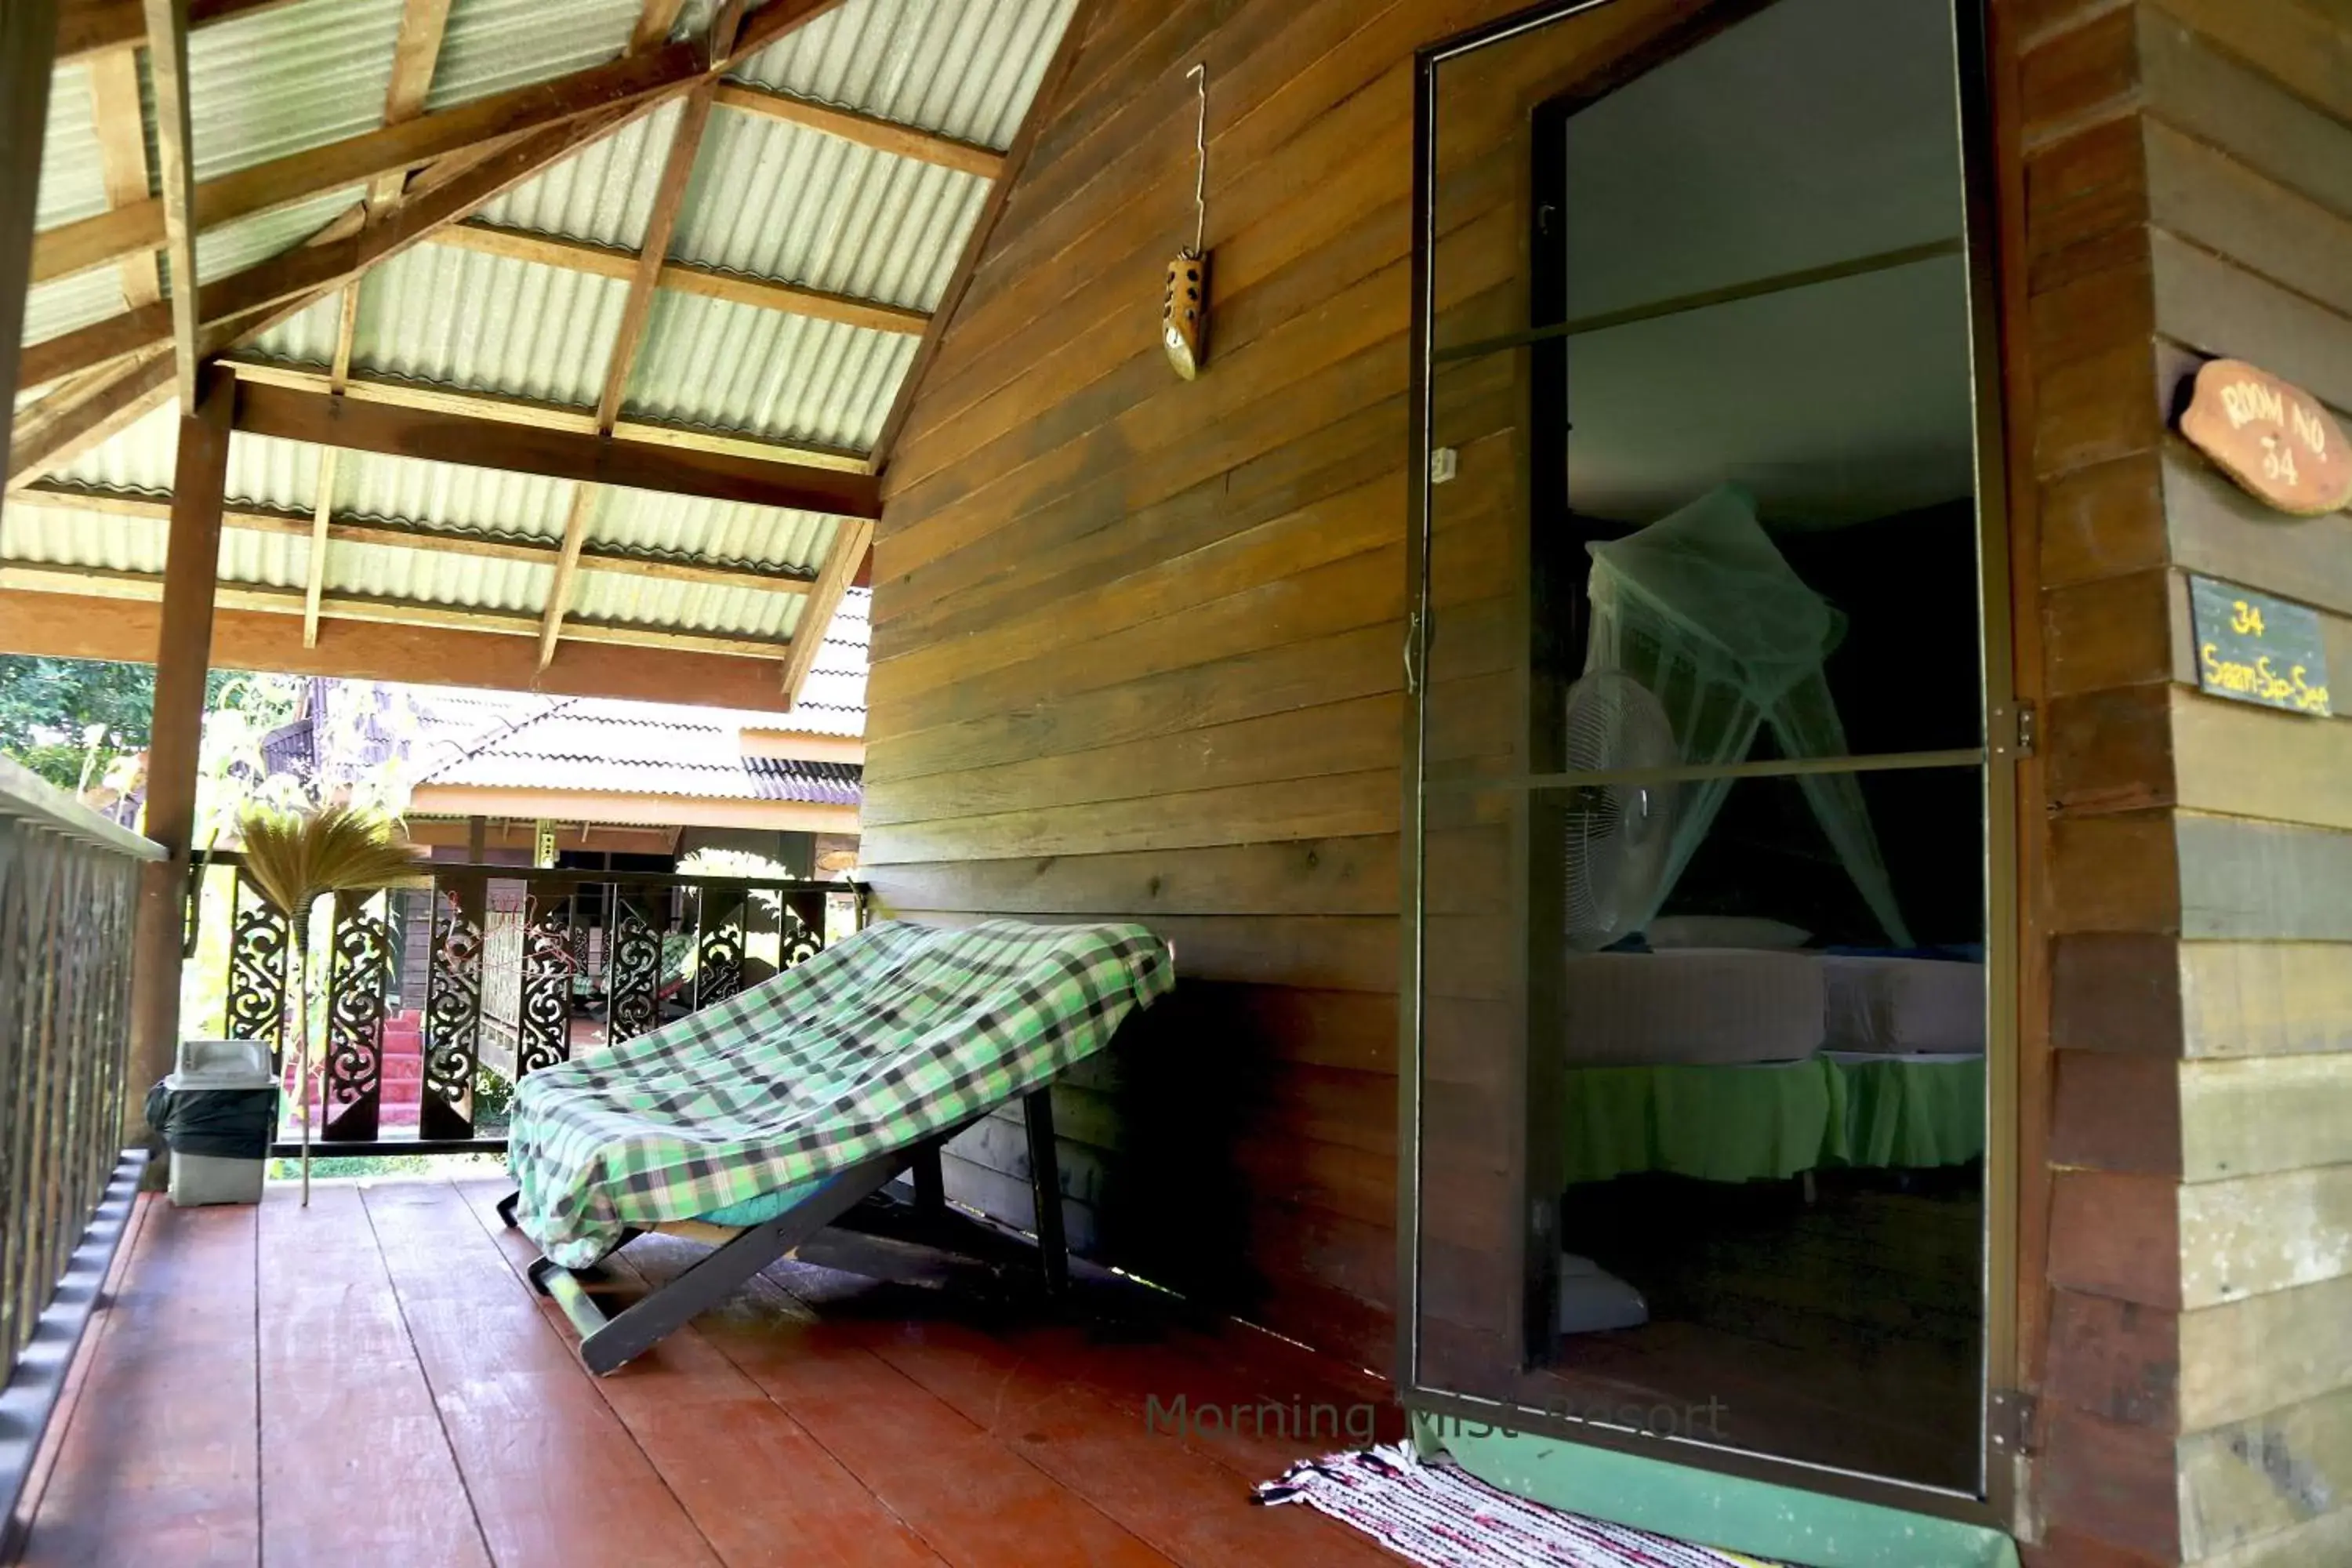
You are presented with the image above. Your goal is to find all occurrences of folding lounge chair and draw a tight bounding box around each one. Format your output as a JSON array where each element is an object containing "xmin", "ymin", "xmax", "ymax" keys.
[{"xmin": 495, "ymin": 918, "xmax": 1173, "ymax": 1375}]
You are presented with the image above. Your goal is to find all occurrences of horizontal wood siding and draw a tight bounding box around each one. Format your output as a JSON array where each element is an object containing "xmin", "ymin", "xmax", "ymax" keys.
[
  {"xmin": 2031, "ymin": 3, "xmax": 2352, "ymax": 1563},
  {"xmin": 862, "ymin": 0, "xmax": 1577, "ymax": 1369}
]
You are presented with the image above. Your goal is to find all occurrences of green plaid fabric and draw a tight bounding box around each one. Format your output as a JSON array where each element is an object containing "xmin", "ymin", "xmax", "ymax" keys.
[{"xmin": 507, "ymin": 919, "xmax": 1173, "ymax": 1268}]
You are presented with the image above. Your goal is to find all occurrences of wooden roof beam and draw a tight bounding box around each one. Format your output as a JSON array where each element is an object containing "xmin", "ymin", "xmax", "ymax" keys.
[
  {"xmin": 779, "ymin": 515, "xmax": 868, "ymax": 704},
  {"xmin": 428, "ymin": 222, "xmax": 928, "ymax": 336},
  {"xmin": 0, "ymin": 586, "xmax": 808, "ymax": 709},
  {"xmin": 30, "ymin": 34, "xmax": 705, "ymax": 286},
  {"xmin": 17, "ymin": 100, "xmax": 658, "ymax": 414},
  {"xmin": 223, "ymin": 358, "xmax": 869, "ymax": 472},
  {"xmin": 0, "ymin": 558, "xmax": 797, "ymax": 661},
  {"xmin": 712, "ymin": 82, "xmax": 1004, "ymax": 178},
  {"xmin": 87, "ymin": 48, "xmax": 158, "ymax": 309},
  {"xmin": 232, "ymin": 380, "xmax": 880, "ymax": 517},
  {"xmin": 20, "ymin": 484, "xmax": 821, "ymax": 593},
  {"xmin": 56, "ymin": 0, "xmax": 292, "ymax": 63},
  {"xmin": 309, "ymin": 0, "xmax": 453, "ymax": 647},
  {"xmin": 544, "ymin": 0, "xmax": 745, "ymax": 672},
  {"xmin": 140, "ymin": 0, "xmax": 201, "ymax": 406}
]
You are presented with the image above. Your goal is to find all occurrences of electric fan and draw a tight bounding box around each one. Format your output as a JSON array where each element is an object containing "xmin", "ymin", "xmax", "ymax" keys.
[
  {"xmin": 1559, "ymin": 669, "xmax": 1681, "ymax": 952},
  {"xmin": 1555, "ymin": 668, "xmax": 1679, "ymax": 1335}
]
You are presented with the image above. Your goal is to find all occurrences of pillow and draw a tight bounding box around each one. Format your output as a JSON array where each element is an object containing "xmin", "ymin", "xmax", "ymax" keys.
[{"xmin": 1644, "ymin": 915, "xmax": 1811, "ymax": 949}]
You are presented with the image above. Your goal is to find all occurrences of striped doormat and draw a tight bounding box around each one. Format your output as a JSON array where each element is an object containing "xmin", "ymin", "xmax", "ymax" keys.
[{"xmin": 1256, "ymin": 1444, "xmax": 1788, "ymax": 1567}]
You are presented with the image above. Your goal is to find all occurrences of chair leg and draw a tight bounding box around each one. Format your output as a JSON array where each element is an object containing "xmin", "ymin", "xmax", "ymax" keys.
[
  {"xmin": 1022, "ymin": 1087, "xmax": 1069, "ymax": 1298},
  {"xmin": 911, "ymin": 1142, "xmax": 946, "ymax": 1214},
  {"xmin": 534, "ymin": 1148, "xmax": 909, "ymax": 1376},
  {"xmin": 496, "ymin": 1189, "xmax": 521, "ymax": 1229}
]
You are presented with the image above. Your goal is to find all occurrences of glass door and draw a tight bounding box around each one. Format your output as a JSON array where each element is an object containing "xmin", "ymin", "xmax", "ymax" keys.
[{"xmin": 1403, "ymin": 0, "xmax": 2013, "ymax": 1506}]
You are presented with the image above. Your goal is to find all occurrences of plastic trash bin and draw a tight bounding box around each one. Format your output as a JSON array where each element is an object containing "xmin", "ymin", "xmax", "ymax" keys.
[{"xmin": 146, "ymin": 1038, "xmax": 278, "ymax": 1207}]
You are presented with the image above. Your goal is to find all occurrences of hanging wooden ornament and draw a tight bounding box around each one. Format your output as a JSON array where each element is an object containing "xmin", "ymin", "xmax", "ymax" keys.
[{"xmin": 1162, "ymin": 64, "xmax": 1210, "ymax": 379}]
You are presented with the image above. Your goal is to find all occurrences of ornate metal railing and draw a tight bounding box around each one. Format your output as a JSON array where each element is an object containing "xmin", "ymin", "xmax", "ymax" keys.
[
  {"xmin": 190, "ymin": 856, "xmax": 868, "ymax": 1156},
  {"xmin": 0, "ymin": 757, "xmax": 154, "ymax": 1522}
]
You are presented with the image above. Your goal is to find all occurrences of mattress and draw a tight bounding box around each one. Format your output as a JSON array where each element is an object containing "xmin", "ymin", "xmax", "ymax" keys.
[
  {"xmin": 1562, "ymin": 949, "xmax": 1825, "ymax": 1066},
  {"xmin": 1822, "ymin": 955, "xmax": 1986, "ymax": 1054}
]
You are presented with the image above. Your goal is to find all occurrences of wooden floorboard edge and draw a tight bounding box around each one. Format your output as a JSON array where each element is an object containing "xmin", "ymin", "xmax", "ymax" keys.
[{"xmin": 2, "ymin": 1178, "xmax": 156, "ymax": 1562}]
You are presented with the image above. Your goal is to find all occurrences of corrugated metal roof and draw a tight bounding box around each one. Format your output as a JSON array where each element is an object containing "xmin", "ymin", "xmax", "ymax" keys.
[
  {"xmin": 0, "ymin": 496, "xmax": 166, "ymax": 573},
  {"xmin": 627, "ymin": 294, "xmax": 913, "ymax": 449},
  {"xmin": 475, "ymin": 100, "xmax": 685, "ymax": 251},
  {"xmin": 245, "ymin": 294, "xmax": 344, "ymax": 365},
  {"xmin": 673, "ymin": 115, "xmax": 983, "ymax": 308},
  {"xmin": 732, "ymin": 0, "xmax": 1074, "ymax": 148},
  {"xmin": 16, "ymin": 0, "xmax": 1076, "ymax": 681},
  {"xmin": 191, "ymin": 191, "xmax": 367, "ymax": 285},
  {"xmin": 593, "ymin": 492, "xmax": 837, "ymax": 574},
  {"xmin": 341, "ymin": 452, "xmax": 578, "ymax": 543},
  {"xmin": 35, "ymin": 61, "xmax": 109, "ymax": 232},
  {"xmin": 567, "ymin": 573, "xmax": 800, "ymax": 641},
  {"xmin": 20, "ymin": 267, "xmax": 126, "ymax": 350},
  {"xmin": 187, "ymin": 0, "xmax": 405, "ymax": 183},
  {"xmin": 325, "ymin": 539, "xmax": 550, "ymax": 614},
  {"xmin": 423, "ymin": 0, "xmax": 640, "ymax": 113},
  {"xmin": 354, "ymin": 245, "xmax": 624, "ymax": 408}
]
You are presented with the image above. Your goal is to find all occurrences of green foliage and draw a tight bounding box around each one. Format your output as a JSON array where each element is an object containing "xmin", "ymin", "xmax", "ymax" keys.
[{"xmin": 0, "ymin": 655, "xmax": 303, "ymax": 793}]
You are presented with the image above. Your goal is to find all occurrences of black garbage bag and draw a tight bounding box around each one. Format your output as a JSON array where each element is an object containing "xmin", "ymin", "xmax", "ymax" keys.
[{"xmin": 143, "ymin": 1082, "xmax": 278, "ymax": 1158}]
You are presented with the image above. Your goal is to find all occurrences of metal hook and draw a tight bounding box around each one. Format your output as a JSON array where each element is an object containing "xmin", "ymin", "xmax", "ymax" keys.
[{"xmin": 1186, "ymin": 62, "xmax": 1207, "ymax": 257}]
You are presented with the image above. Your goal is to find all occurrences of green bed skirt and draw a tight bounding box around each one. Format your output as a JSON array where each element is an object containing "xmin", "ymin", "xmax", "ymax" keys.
[{"xmin": 1561, "ymin": 1054, "xmax": 1984, "ymax": 1187}]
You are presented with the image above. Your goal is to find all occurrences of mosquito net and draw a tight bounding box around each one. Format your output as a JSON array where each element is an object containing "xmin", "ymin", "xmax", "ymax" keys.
[{"xmin": 1583, "ymin": 485, "xmax": 1913, "ymax": 946}]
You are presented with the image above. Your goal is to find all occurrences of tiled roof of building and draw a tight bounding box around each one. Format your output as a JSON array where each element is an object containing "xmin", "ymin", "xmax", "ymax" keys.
[{"xmin": 417, "ymin": 695, "xmax": 861, "ymax": 805}]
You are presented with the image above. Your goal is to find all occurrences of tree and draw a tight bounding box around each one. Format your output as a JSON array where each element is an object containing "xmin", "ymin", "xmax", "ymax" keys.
[{"xmin": 0, "ymin": 655, "xmax": 299, "ymax": 793}]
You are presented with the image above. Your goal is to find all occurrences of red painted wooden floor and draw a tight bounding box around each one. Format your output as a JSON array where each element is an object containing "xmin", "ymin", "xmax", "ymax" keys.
[{"xmin": 7, "ymin": 1181, "xmax": 1406, "ymax": 1568}]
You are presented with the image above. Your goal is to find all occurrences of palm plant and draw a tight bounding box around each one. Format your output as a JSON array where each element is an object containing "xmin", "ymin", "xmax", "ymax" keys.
[{"xmin": 235, "ymin": 804, "xmax": 419, "ymax": 1203}]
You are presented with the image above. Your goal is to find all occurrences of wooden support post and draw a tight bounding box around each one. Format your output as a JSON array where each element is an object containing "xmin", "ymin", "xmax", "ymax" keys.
[
  {"xmin": 127, "ymin": 366, "xmax": 236, "ymax": 1141},
  {"xmin": 0, "ymin": 0, "xmax": 60, "ymax": 495},
  {"xmin": 140, "ymin": 0, "xmax": 201, "ymax": 407}
]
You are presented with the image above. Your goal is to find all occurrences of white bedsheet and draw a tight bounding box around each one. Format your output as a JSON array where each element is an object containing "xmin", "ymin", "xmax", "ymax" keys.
[
  {"xmin": 1562, "ymin": 948, "xmax": 1825, "ymax": 1065},
  {"xmin": 1822, "ymin": 955, "xmax": 1986, "ymax": 1054}
]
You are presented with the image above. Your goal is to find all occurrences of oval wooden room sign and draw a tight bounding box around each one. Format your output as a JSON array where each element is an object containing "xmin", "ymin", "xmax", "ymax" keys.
[{"xmin": 2180, "ymin": 358, "xmax": 2352, "ymax": 517}]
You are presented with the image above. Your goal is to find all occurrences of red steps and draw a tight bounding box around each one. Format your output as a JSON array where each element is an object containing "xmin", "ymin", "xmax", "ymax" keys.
[{"xmin": 278, "ymin": 1009, "xmax": 426, "ymax": 1133}]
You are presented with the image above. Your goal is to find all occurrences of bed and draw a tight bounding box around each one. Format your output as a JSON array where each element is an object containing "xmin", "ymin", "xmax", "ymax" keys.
[{"xmin": 1557, "ymin": 947, "xmax": 1985, "ymax": 1185}]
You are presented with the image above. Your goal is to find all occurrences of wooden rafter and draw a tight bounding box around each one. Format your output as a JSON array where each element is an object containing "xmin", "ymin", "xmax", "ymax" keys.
[
  {"xmin": 140, "ymin": 0, "xmax": 201, "ymax": 405},
  {"xmin": 21, "ymin": 485, "xmax": 822, "ymax": 594},
  {"xmin": 543, "ymin": 0, "xmax": 746, "ymax": 673},
  {"xmin": 0, "ymin": 0, "xmax": 59, "ymax": 492},
  {"xmin": 13, "ymin": 100, "xmax": 655, "ymax": 489},
  {"xmin": 0, "ymin": 559, "xmax": 799, "ymax": 661},
  {"xmin": 631, "ymin": 0, "xmax": 687, "ymax": 53},
  {"xmin": 779, "ymin": 516, "xmax": 868, "ymax": 704},
  {"xmin": 232, "ymin": 381, "xmax": 882, "ymax": 516},
  {"xmin": 0, "ymin": 585, "xmax": 807, "ymax": 706},
  {"xmin": 56, "ymin": 0, "xmax": 291, "ymax": 62},
  {"xmin": 223, "ymin": 358, "xmax": 869, "ymax": 472},
  {"xmin": 87, "ymin": 49, "xmax": 159, "ymax": 309},
  {"xmin": 870, "ymin": 0, "xmax": 1098, "ymax": 466},
  {"xmin": 18, "ymin": 103, "xmax": 652, "ymax": 395},
  {"xmin": 307, "ymin": 0, "xmax": 453, "ymax": 648},
  {"xmin": 30, "ymin": 36, "xmax": 704, "ymax": 287},
  {"xmin": 428, "ymin": 222, "xmax": 929, "ymax": 336},
  {"xmin": 712, "ymin": 82, "xmax": 1006, "ymax": 178}
]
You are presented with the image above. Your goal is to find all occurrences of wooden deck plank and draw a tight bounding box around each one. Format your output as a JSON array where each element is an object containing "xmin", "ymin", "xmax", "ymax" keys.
[
  {"xmin": 17, "ymin": 1201, "xmax": 259, "ymax": 1566},
  {"xmin": 5, "ymin": 1187, "xmax": 154, "ymax": 1546},
  {"xmin": 857, "ymin": 1316, "xmax": 1403, "ymax": 1567},
  {"xmin": 257, "ymin": 1184, "xmax": 489, "ymax": 1566},
  {"xmin": 622, "ymin": 1236, "xmax": 1179, "ymax": 1568},
  {"xmin": 360, "ymin": 1180, "xmax": 724, "ymax": 1568},
  {"xmin": 450, "ymin": 1180, "xmax": 949, "ymax": 1568}
]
